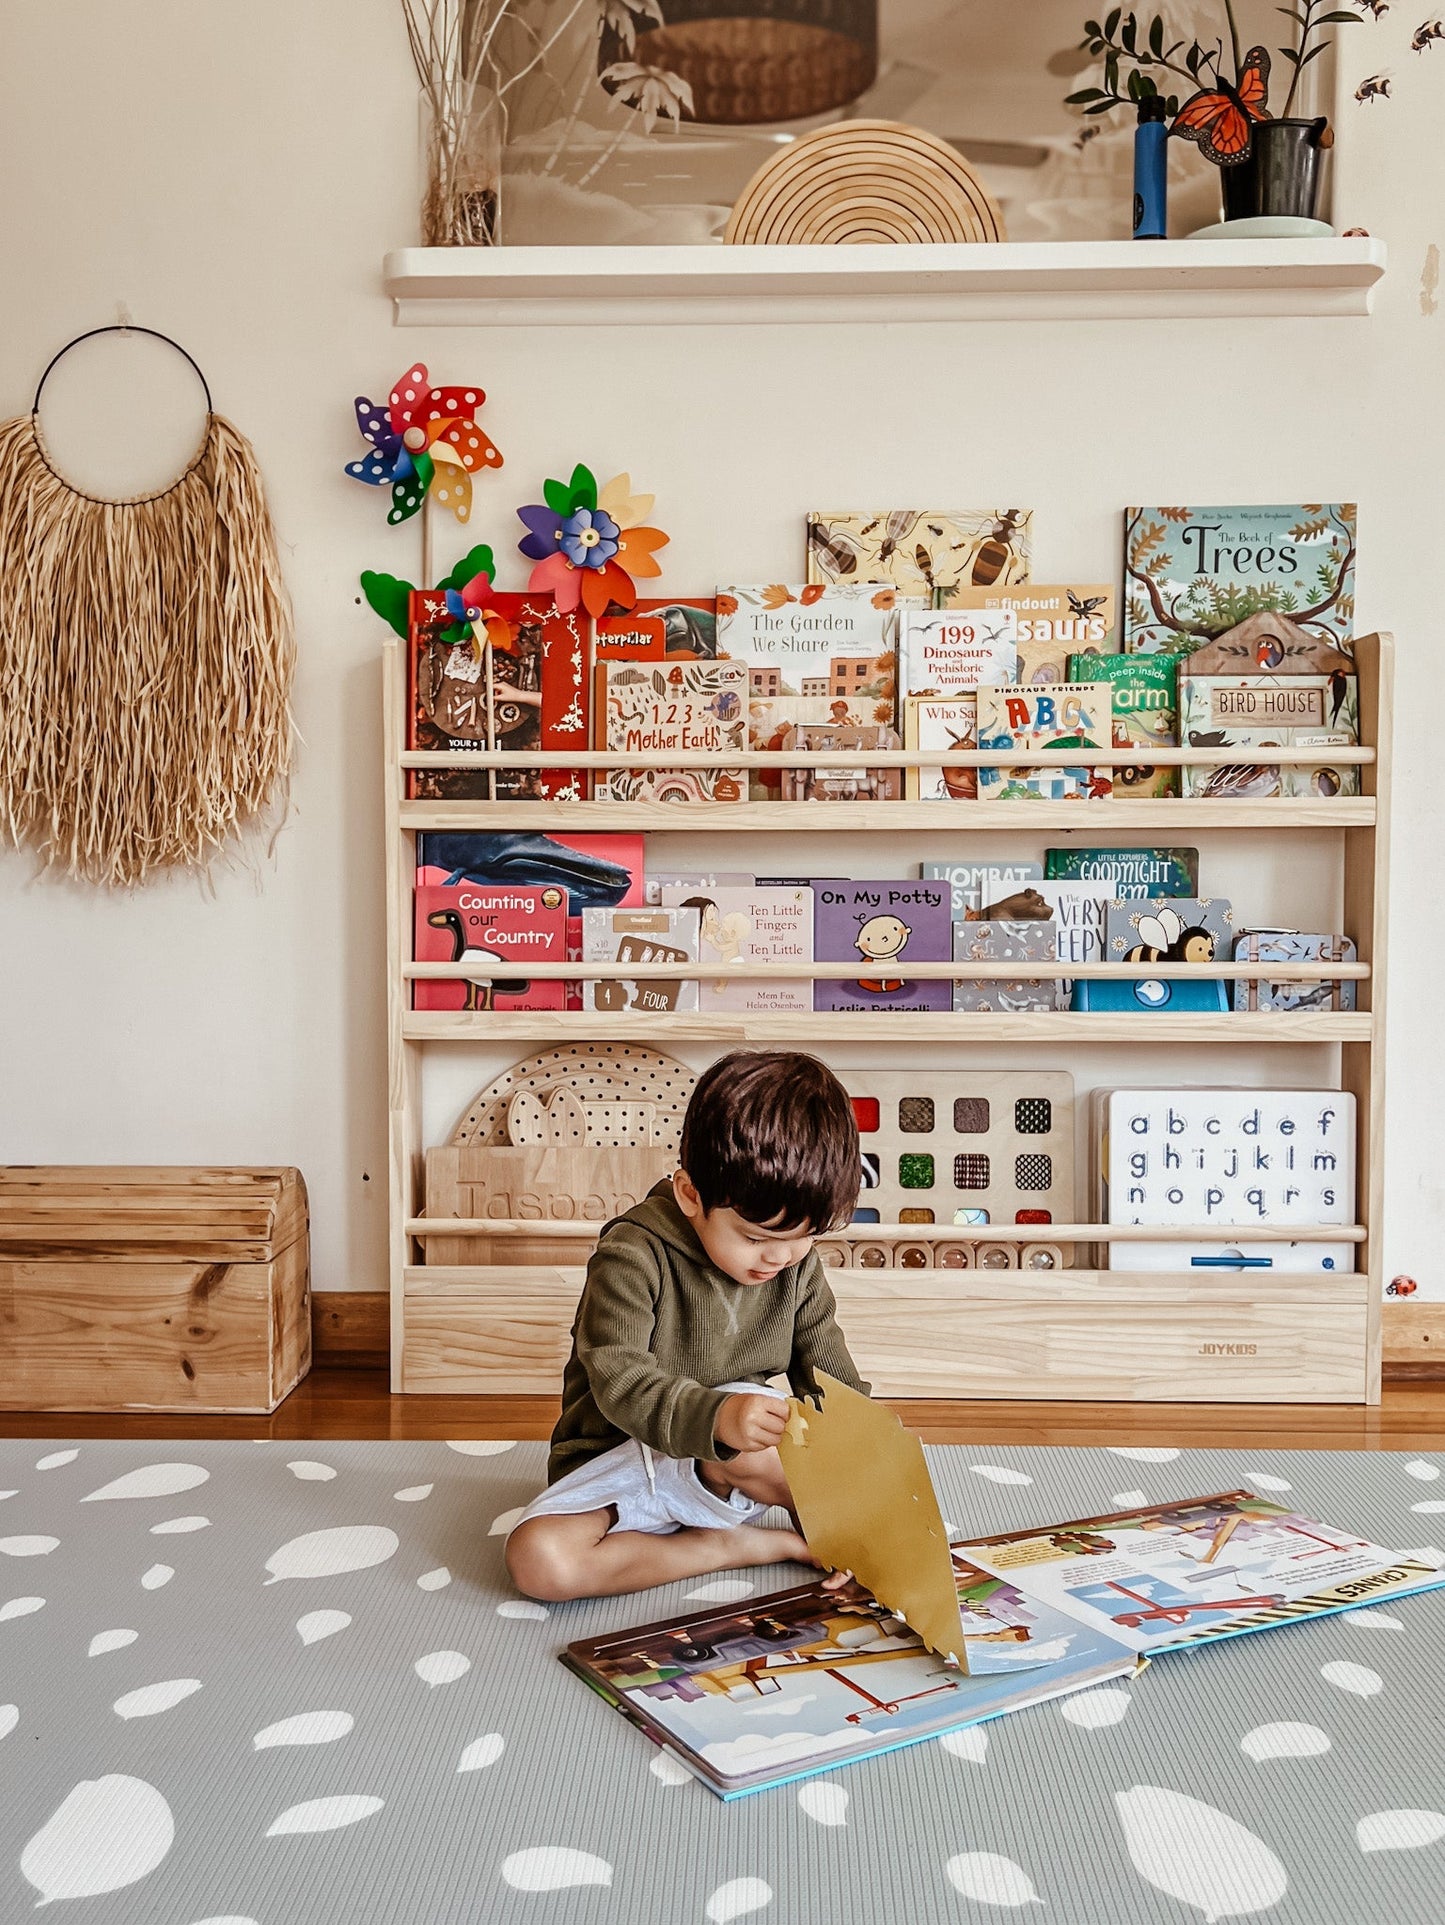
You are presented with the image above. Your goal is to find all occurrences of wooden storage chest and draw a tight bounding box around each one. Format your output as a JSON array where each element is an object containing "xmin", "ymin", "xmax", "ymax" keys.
[{"xmin": 0, "ymin": 1166, "xmax": 311, "ymax": 1412}]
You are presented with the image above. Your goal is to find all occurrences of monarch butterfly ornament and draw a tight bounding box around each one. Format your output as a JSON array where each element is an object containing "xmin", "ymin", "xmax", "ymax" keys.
[{"xmin": 1170, "ymin": 46, "xmax": 1271, "ymax": 164}]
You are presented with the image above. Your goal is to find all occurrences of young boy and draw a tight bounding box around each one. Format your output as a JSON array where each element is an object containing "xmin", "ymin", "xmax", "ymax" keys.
[{"xmin": 505, "ymin": 1050, "xmax": 867, "ymax": 1601}]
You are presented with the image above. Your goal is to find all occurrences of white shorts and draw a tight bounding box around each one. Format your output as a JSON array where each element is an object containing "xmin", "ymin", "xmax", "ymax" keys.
[{"xmin": 514, "ymin": 1381, "xmax": 789, "ymax": 1538}]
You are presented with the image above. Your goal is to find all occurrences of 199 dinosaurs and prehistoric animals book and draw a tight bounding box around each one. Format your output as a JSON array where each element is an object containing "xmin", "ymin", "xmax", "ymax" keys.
[{"xmin": 562, "ymin": 1379, "xmax": 1445, "ymax": 1799}]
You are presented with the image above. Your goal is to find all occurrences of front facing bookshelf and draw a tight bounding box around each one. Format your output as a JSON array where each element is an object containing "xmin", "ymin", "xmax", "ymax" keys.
[{"xmin": 384, "ymin": 633, "xmax": 1392, "ymax": 1406}]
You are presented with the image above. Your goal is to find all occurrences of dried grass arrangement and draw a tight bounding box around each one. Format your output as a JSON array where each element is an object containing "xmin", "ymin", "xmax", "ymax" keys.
[{"xmin": 0, "ymin": 337, "xmax": 294, "ymax": 888}]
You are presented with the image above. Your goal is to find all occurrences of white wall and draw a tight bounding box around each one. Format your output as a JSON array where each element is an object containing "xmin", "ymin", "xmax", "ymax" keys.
[{"xmin": 1, "ymin": 1, "xmax": 1440, "ymax": 1294}]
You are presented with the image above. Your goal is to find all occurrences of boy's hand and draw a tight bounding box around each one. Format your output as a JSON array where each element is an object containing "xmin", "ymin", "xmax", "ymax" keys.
[{"xmin": 715, "ymin": 1392, "xmax": 788, "ymax": 1455}]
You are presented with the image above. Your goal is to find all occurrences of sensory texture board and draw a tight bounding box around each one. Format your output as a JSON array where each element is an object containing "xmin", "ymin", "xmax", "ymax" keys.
[{"xmin": 3, "ymin": 1437, "xmax": 1444, "ymax": 1922}]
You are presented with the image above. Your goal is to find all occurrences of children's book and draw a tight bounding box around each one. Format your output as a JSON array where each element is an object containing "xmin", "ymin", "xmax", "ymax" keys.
[
  {"xmin": 1028, "ymin": 879, "xmax": 1113, "ymax": 1006},
  {"xmin": 1075, "ymin": 896, "xmax": 1235, "ymax": 1014},
  {"xmin": 1123, "ymin": 505, "xmax": 1357, "ymax": 655},
  {"xmin": 417, "ymin": 831, "xmax": 646, "ymax": 1013},
  {"xmin": 646, "ymin": 870, "xmax": 753, "ymax": 906},
  {"xmin": 563, "ymin": 1376, "xmax": 1444, "ymax": 1799},
  {"xmin": 976, "ymin": 683, "xmax": 1113, "ymax": 802},
  {"xmin": 923, "ymin": 859, "xmax": 1044, "ymax": 918},
  {"xmin": 413, "ymin": 884, "xmax": 566, "ymax": 1012},
  {"xmin": 1069, "ymin": 649, "xmax": 1179, "ymax": 799},
  {"xmin": 594, "ymin": 660, "xmax": 747, "ymax": 805},
  {"xmin": 813, "ymin": 879, "xmax": 952, "ymax": 1012},
  {"xmin": 939, "ymin": 584, "xmax": 1119, "ymax": 670},
  {"xmin": 1096, "ymin": 1086, "xmax": 1355, "ymax": 1270},
  {"xmin": 806, "ymin": 510, "xmax": 1034, "ymax": 595},
  {"xmin": 1231, "ymin": 931, "xmax": 1359, "ymax": 1013},
  {"xmin": 900, "ymin": 608, "xmax": 1018, "ymax": 701},
  {"xmin": 407, "ymin": 589, "xmax": 588, "ymax": 801},
  {"xmin": 580, "ymin": 908, "xmax": 700, "ymax": 1015},
  {"xmin": 593, "ymin": 597, "xmax": 718, "ymax": 661},
  {"xmin": 905, "ymin": 696, "xmax": 977, "ymax": 801},
  {"xmin": 953, "ymin": 920, "xmax": 1060, "ymax": 1012},
  {"xmin": 779, "ymin": 722, "xmax": 902, "ymax": 802},
  {"xmin": 717, "ymin": 583, "xmax": 908, "ymax": 799},
  {"xmin": 659, "ymin": 886, "xmax": 813, "ymax": 1013},
  {"xmin": 1179, "ymin": 672, "xmax": 1360, "ymax": 799},
  {"xmin": 1043, "ymin": 846, "xmax": 1198, "ymax": 897}
]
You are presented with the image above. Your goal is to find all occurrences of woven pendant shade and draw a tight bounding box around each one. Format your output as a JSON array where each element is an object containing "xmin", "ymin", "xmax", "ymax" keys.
[
  {"xmin": 603, "ymin": 0, "xmax": 876, "ymax": 124},
  {"xmin": 725, "ymin": 119, "xmax": 1006, "ymax": 245}
]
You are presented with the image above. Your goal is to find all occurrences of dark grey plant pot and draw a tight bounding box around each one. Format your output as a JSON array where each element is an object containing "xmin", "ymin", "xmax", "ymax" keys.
[{"xmin": 1220, "ymin": 117, "xmax": 1329, "ymax": 221}]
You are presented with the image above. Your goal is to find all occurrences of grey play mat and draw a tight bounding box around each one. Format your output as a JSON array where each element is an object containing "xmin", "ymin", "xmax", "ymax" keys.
[{"xmin": 2, "ymin": 1436, "xmax": 1443, "ymax": 1923}]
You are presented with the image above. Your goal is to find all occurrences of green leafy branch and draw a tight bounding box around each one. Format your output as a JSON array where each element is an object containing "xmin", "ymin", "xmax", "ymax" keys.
[{"xmin": 1278, "ymin": 0, "xmax": 1360, "ymax": 112}]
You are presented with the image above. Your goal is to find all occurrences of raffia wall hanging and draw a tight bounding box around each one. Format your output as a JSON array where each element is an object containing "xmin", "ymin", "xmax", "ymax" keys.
[
  {"xmin": 0, "ymin": 327, "xmax": 295, "ymax": 887},
  {"xmin": 724, "ymin": 119, "xmax": 1006, "ymax": 245}
]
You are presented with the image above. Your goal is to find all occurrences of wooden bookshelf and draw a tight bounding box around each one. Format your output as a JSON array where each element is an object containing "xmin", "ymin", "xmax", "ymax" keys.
[{"xmin": 384, "ymin": 632, "xmax": 1392, "ymax": 1405}]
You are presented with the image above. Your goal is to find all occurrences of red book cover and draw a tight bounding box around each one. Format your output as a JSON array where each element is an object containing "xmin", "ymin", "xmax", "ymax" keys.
[
  {"xmin": 413, "ymin": 883, "xmax": 567, "ymax": 1012},
  {"xmin": 415, "ymin": 831, "xmax": 647, "ymax": 1012},
  {"xmin": 407, "ymin": 589, "xmax": 589, "ymax": 800},
  {"xmin": 594, "ymin": 597, "xmax": 718, "ymax": 663}
]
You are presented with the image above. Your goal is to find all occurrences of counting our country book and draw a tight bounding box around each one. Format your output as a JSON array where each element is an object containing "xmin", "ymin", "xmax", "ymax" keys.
[
  {"xmin": 805, "ymin": 510, "xmax": 1034, "ymax": 595},
  {"xmin": 1122, "ymin": 505, "xmax": 1357, "ymax": 656},
  {"xmin": 413, "ymin": 884, "xmax": 567, "ymax": 1013},
  {"xmin": 1068, "ymin": 649, "xmax": 1179, "ymax": 799},
  {"xmin": 975, "ymin": 683, "xmax": 1114, "ymax": 802}
]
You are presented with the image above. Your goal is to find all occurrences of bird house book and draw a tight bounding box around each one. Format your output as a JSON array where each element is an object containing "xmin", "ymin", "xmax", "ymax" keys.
[
  {"xmin": 900, "ymin": 608, "xmax": 1018, "ymax": 701},
  {"xmin": 407, "ymin": 589, "xmax": 588, "ymax": 801},
  {"xmin": 1122, "ymin": 505, "xmax": 1357, "ymax": 656},
  {"xmin": 658, "ymin": 886, "xmax": 814, "ymax": 1013},
  {"xmin": 413, "ymin": 885, "xmax": 566, "ymax": 1012},
  {"xmin": 564, "ymin": 1376, "xmax": 1445, "ymax": 1799},
  {"xmin": 715, "ymin": 582, "xmax": 907, "ymax": 797},
  {"xmin": 1068, "ymin": 649, "xmax": 1179, "ymax": 799},
  {"xmin": 580, "ymin": 907, "xmax": 701, "ymax": 1014},
  {"xmin": 594, "ymin": 660, "xmax": 747, "ymax": 805},
  {"xmin": 1096, "ymin": 1086, "xmax": 1356, "ymax": 1271},
  {"xmin": 593, "ymin": 597, "xmax": 718, "ymax": 661},
  {"xmin": 953, "ymin": 920, "xmax": 1060, "ymax": 1013},
  {"xmin": 905, "ymin": 696, "xmax": 978, "ymax": 801},
  {"xmin": 975, "ymin": 683, "xmax": 1114, "ymax": 802},
  {"xmin": 923, "ymin": 859, "xmax": 1044, "ymax": 917},
  {"xmin": 1231, "ymin": 932, "xmax": 1359, "ymax": 1014},
  {"xmin": 812, "ymin": 880, "xmax": 952, "ymax": 1012},
  {"xmin": 1179, "ymin": 672, "xmax": 1360, "ymax": 799},
  {"xmin": 1043, "ymin": 847, "xmax": 1199, "ymax": 897},
  {"xmin": 1075, "ymin": 898, "xmax": 1235, "ymax": 1013},
  {"xmin": 940, "ymin": 584, "xmax": 1119, "ymax": 671},
  {"xmin": 805, "ymin": 509, "xmax": 1034, "ymax": 595}
]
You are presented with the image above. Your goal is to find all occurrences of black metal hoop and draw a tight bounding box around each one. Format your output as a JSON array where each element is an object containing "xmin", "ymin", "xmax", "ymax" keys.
[{"xmin": 32, "ymin": 325, "xmax": 213, "ymax": 417}]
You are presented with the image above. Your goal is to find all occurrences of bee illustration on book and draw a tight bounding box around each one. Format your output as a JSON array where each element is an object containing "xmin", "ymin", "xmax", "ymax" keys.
[
  {"xmin": 854, "ymin": 912, "xmax": 912, "ymax": 992},
  {"xmin": 1067, "ymin": 591, "xmax": 1108, "ymax": 622},
  {"xmin": 1123, "ymin": 907, "xmax": 1217, "ymax": 965},
  {"xmin": 969, "ymin": 510, "xmax": 1027, "ymax": 587},
  {"xmin": 807, "ymin": 522, "xmax": 862, "ymax": 579}
]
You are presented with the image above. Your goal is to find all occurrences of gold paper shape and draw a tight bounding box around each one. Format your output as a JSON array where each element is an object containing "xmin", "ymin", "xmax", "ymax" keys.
[{"xmin": 779, "ymin": 1372, "xmax": 969, "ymax": 1670}]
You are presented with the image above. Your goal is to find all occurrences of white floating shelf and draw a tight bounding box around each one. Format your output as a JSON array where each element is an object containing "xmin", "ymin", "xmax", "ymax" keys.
[{"xmin": 383, "ymin": 237, "xmax": 1387, "ymax": 327}]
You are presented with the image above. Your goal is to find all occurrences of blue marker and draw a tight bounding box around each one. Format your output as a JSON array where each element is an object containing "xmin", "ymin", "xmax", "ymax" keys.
[
  {"xmin": 1133, "ymin": 96, "xmax": 1168, "ymax": 240},
  {"xmin": 1190, "ymin": 1255, "xmax": 1274, "ymax": 1268}
]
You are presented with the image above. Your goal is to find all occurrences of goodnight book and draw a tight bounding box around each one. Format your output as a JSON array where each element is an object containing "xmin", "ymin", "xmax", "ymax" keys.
[{"xmin": 1122, "ymin": 505, "xmax": 1356, "ymax": 656}]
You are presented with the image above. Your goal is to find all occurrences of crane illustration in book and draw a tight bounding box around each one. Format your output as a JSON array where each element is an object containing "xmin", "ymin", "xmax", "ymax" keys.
[{"xmin": 1123, "ymin": 505, "xmax": 1356, "ymax": 655}]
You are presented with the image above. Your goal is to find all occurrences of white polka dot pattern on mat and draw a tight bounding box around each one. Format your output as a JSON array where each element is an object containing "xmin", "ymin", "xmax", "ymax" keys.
[
  {"xmin": 286, "ymin": 1461, "xmax": 336, "ymax": 1482},
  {"xmin": 447, "ymin": 1440, "xmax": 517, "ymax": 1456},
  {"xmin": 497, "ymin": 1599, "xmax": 549, "ymax": 1620},
  {"xmin": 264, "ymin": 1526, "xmax": 398, "ymax": 1583},
  {"xmin": 414, "ymin": 1650, "xmax": 470, "ymax": 1687},
  {"xmin": 944, "ymin": 1853, "xmax": 1040, "ymax": 1907},
  {"xmin": 252, "ymin": 1710, "xmax": 353, "ymax": 1749},
  {"xmin": 1241, "ymin": 1722, "xmax": 1331, "ymax": 1760},
  {"xmin": 501, "ymin": 1847, "xmax": 613, "ymax": 1892},
  {"xmin": 1107, "ymin": 1446, "xmax": 1180, "ymax": 1462},
  {"xmin": 705, "ymin": 1875, "xmax": 773, "ymax": 1920},
  {"xmin": 1357, "ymin": 1809, "xmax": 1445, "ymax": 1853},
  {"xmin": 1321, "ymin": 1661, "xmax": 1383, "ymax": 1696},
  {"xmin": 295, "ymin": 1610, "xmax": 350, "ymax": 1644},
  {"xmin": 457, "ymin": 1733, "xmax": 505, "ymax": 1772},
  {"xmin": 113, "ymin": 1679, "xmax": 203, "ymax": 1720},
  {"xmin": 0, "ymin": 1596, "xmax": 44, "ymax": 1621},
  {"xmin": 265, "ymin": 1795, "xmax": 383, "ymax": 1836},
  {"xmin": 798, "ymin": 1781, "xmax": 849, "ymax": 1826},
  {"xmin": 20, "ymin": 1774, "xmax": 174, "ymax": 1904},
  {"xmin": 1062, "ymin": 1689, "xmax": 1131, "ymax": 1729},
  {"xmin": 36, "ymin": 1449, "xmax": 79, "ymax": 1470},
  {"xmin": 1116, "ymin": 1785, "xmax": 1288, "ymax": 1917},
  {"xmin": 83, "ymin": 1464, "xmax": 209, "ymax": 1502},
  {"xmin": 970, "ymin": 1464, "xmax": 1032, "ymax": 1485},
  {"xmin": 1406, "ymin": 1460, "xmax": 1441, "ymax": 1482}
]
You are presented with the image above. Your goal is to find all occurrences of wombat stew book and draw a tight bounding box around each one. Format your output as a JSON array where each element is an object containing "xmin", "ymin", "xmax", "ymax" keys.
[{"xmin": 563, "ymin": 1379, "xmax": 1445, "ymax": 1799}]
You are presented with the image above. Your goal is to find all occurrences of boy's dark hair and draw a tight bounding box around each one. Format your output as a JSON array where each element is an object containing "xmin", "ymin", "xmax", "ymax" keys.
[{"xmin": 678, "ymin": 1050, "xmax": 859, "ymax": 1234}]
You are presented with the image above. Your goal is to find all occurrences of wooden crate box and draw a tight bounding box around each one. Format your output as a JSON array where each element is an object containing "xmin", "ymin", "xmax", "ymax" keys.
[{"xmin": 0, "ymin": 1166, "xmax": 310, "ymax": 1413}]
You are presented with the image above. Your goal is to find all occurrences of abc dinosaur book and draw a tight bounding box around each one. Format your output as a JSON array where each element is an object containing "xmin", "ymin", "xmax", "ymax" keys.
[
  {"xmin": 805, "ymin": 509, "xmax": 1034, "ymax": 595},
  {"xmin": 1122, "ymin": 505, "xmax": 1357, "ymax": 656},
  {"xmin": 975, "ymin": 683, "xmax": 1114, "ymax": 802}
]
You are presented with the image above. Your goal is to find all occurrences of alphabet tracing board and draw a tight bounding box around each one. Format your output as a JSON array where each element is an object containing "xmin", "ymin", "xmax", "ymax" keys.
[{"xmin": 1098, "ymin": 1087, "xmax": 1357, "ymax": 1273}]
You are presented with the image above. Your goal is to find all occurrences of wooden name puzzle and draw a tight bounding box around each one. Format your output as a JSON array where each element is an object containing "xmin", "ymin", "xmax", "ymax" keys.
[
  {"xmin": 840, "ymin": 1070, "xmax": 1076, "ymax": 1262},
  {"xmin": 423, "ymin": 1144, "xmax": 675, "ymax": 1265}
]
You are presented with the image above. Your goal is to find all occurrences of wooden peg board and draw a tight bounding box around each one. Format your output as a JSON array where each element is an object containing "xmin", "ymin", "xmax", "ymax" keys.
[
  {"xmin": 450, "ymin": 1044, "xmax": 696, "ymax": 1151},
  {"xmin": 841, "ymin": 1071, "xmax": 1076, "ymax": 1250}
]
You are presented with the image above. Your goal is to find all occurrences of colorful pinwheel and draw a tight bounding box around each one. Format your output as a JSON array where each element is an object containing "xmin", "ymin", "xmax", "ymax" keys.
[
  {"xmin": 345, "ymin": 364, "xmax": 503, "ymax": 526},
  {"xmin": 516, "ymin": 465, "xmax": 669, "ymax": 617},
  {"xmin": 361, "ymin": 543, "xmax": 514, "ymax": 655}
]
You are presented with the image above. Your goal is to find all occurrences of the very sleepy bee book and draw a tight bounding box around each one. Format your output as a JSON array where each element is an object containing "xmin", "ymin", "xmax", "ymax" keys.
[{"xmin": 563, "ymin": 1379, "xmax": 1445, "ymax": 1799}]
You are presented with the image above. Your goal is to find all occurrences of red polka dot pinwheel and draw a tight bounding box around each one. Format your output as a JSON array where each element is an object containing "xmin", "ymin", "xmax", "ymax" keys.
[
  {"xmin": 345, "ymin": 363, "xmax": 502, "ymax": 525},
  {"xmin": 516, "ymin": 464, "xmax": 669, "ymax": 617}
]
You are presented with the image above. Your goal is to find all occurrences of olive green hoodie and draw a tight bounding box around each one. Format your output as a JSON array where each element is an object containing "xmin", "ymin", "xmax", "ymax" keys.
[{"xmin": 548, "ymin": 1180, "xmax": 868, "ymax": 1485}]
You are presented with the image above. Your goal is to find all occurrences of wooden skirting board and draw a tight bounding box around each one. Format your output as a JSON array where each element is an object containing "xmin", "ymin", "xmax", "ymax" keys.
[{"xmin": 313, "ymin": 1292, "xmax": 1445, "ymax": 1385}]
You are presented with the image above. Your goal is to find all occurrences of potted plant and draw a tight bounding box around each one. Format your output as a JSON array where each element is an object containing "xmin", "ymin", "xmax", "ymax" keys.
[{"xmin": 1065, "ymin": 0, "xmax": 1362, "ymax": 224}]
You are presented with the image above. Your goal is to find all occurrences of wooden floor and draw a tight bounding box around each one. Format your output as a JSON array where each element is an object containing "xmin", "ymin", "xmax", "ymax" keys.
[{"xmin": 3, "ymin": 1367, "xmax": 1445, "ymax": 1449}]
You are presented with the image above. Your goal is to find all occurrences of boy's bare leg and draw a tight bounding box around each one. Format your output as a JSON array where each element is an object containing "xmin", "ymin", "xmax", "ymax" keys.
[
  {"xmin": 698, "ymin": 1448, "xmax": 852, "ymax": 1589},
  {"xmin": 506, "ymin": 1505, "xmax": 813, "ymax": 1603}
]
